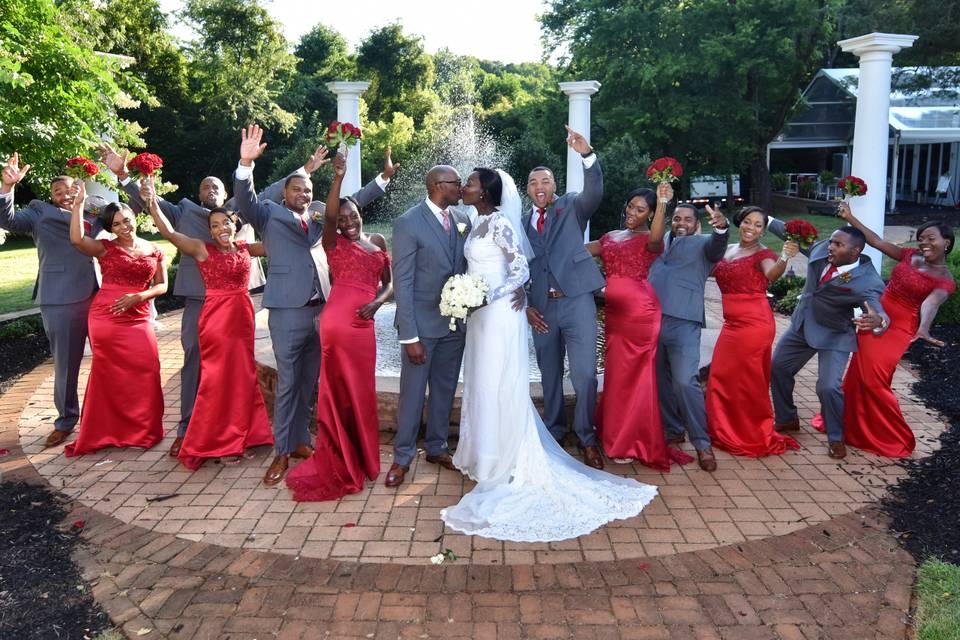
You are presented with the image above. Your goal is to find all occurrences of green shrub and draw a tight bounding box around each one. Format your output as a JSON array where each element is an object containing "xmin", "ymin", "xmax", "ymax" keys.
[
  {"xmin": 771, "ymin": 172, "xmax": 789, "ymax": 192},
  {"xmin": 818, "ymin": 170, "xmax": 835, "ymax": 185},
  {"xmin": 774, "ymin": 287, "xmax": 803, "ymax": 315},
  {"xmin": 768, "ymin": 275, "xmax": 806, "ymax": 298},
  {"xmin": 934, "ymin": 251, "xmax": 960, "ymax": 325},
  {"xmin": 0, "ymin": 315, "xmax": 45, "ymax": 340}
]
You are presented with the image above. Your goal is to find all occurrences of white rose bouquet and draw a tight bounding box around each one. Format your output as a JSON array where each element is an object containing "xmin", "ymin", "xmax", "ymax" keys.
[{"xmin": 439, "ymin": 273, "xmax": 489, "ymax": 331}]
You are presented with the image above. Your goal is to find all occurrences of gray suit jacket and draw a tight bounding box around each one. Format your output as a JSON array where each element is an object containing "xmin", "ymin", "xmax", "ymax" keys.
[
  {"xmin": 522, "ymin": 160, "xmax": 605, "ymax": 310},
  {"xmin": 232, "ymin": 172, "xmax": 383, "ymax": 309},
  {"xmin": 0, "ymin": 192, "xmax": 101, "ymax": 305},
  {"xmin": 392, "ymin": 201, "xmax": 470, "ymax": 341},
  {"xmin": 648, "ymin": 230, "xmax": 728, "ymax": 326},
  {"xmin": 769, "ymin": 218, "xmax": 888, "ymax": 352}
]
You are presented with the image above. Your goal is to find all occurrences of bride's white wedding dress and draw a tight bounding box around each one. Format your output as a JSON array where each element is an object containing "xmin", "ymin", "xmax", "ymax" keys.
[{"xmin": 441, "ymin": 205, "xmax": 658, "ymax": 542}]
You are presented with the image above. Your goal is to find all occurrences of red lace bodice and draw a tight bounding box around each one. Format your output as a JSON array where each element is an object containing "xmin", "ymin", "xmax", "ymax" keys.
[
  {"xmin": 327, "ymin": 235, "xmax": 390, "ymax": 293},
  {"xmin": 714, "ymin": 248, "xmax": 777, "ymax": 294},
  {"xmin": 599, "ymin": 232, "xmax": 661, "ymax": 280},
  {"xmin": 99, "ymin": 239, "xmax": 163, "ymax": 289},
  {"xmin": 197, "ymin": 242, "xmax": 251, "ymax": 291},
  {"xmin": 885, "ymin": 248, "xmax": 956, "ymax": 309}
]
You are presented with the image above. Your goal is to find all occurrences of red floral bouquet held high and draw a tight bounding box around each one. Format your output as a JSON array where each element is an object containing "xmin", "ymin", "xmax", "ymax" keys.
[
  {"xmin": 65, "ymin": 156, "xmax": 99, "ymax": 180},
  {"xmin": 127, "ymin": 152, "xmax": 164, "ymax": 182},
  {"xmin": 646, "ymin": 157, "xmax": 683, "ymax": 184},
  {"xmin": 838, "ymin": 175, "xmax": 868, "ymax": 198},
  {"xmin": 326, "ymin": 121, "xmax": 362, "ymax": 152},
  {"xmin": 783, "ymin": 219, "xmax": 819, "ymax": 249}
]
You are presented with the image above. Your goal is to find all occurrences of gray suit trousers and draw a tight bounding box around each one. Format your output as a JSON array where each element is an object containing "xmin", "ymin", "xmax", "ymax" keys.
[
  {"xmin": 771, "ymin": 325, "xmax": 849, "ymax": 443},
  {"xmin": 655, "ymin": 315, "xmax": 711, "ymax": 451},
  {"xmin": 532, "ymin": 292, "xmax": 598, "ymax": 447},
  {"xmin": 394, "ymin": 332, "xmax": 465, "ymax": 468},
  {"xmin": 41, "ymin": 298, "xmax": 93, "ymax": 432},
  {"xmin": 268, "ymin": 305, "xmax": 321, "ymax": 455},
  {"xmin": 177, "ymin": 297, "xmax": 203, "ymax": 437}
]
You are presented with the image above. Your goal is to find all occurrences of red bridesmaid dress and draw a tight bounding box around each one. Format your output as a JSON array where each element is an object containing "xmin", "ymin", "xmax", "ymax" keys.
[
  {"xmin": 65, "ymin": 240, "xmax": 165, "ymax": 456},
  {"xmin": 286, "ymin": 234, "xmax": 390, "ymax": 500},
  {"xmin": 840, "ymin": 248, "xmax": 955, "ymax": 457},
  {"xmin": 594, "ymin": 232, "xmax": 691, "ymax": 469},
  {"xmin": 706, "ymin": 250, "xmax": 800, "ymax": 457},
  {"xmin": 178, "ymin": 242, "xmax": 273, "ymax": 469}
]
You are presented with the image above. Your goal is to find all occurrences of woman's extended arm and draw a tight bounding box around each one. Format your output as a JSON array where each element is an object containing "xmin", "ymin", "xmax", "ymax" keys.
[
  {"xmin": 68, "ymin": 182, "xmax": 106, "ymax": 257},
  {"xmin": 322, "ymin": 153, "xmax": 346, "ymax": 251},
  {"xmin": 141, "ymin": 177, "xmax": 208, "ymax": 261}
]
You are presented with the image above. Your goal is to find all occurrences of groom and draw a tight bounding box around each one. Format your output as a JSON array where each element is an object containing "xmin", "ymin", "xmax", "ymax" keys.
[{"xmin": 388, "ymin": 165, "xmax": 471, "ymax": 487}]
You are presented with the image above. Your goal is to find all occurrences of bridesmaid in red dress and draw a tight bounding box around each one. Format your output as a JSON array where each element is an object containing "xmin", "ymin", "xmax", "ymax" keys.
[
  {"xmin": 141, "ymin": 178, "xmax": 273, "ymax": 469},
  {"xmin": 587, "ymin": 183, "xmax": 692, "ymax": 470},
  {"xmin": 831, "ymin": 202, "xmax": 955, "ymax": 457},
  {"xmin": 65, "ymin": 183, "xmax": 167, "ymax": 456},
  {"xmin": 286, "ymin": 154, "xmax": 392, "ymax": 501},
  {"xmin": 706, "ymin": 206, "xmax": 801, "ymax": 457}
]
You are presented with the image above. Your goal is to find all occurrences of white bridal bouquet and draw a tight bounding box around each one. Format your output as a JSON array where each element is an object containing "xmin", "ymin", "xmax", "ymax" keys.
[{"xmin": 439, "ymin": 273, "xmax": 489, "ymax": 331}]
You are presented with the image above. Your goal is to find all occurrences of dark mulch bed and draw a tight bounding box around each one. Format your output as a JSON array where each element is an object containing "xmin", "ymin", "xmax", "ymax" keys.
[
  {"xmin": 882, "ymin": 323, "xmax": 960, "ymax": 562},
  {"xmin": 0, "ymin": 331, "xmax": 49, "ymax": 395},
  {"xmin": 0, "ymin": 482, "xmax": 112, "ymax": 639}
]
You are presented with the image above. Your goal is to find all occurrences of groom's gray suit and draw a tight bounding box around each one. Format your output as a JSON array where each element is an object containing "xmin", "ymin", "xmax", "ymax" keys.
[
  {"xmin": 233, "ymin": 168, "xmax": 384, "ymax": 455},
  {"xmin": 767, "ymin": 219, "xmax": 888, "ymax": 444},
  {"xmin": 392, "ymin": 200, "xmax": 470, "ymax": 467},
  {"xmin": 522, "ymin": 157, "xmax": 604, "ymax": 447},
  {"xmin": 0, "ymin": 191, "xmax": 102, "ymax": 432},
  {"xmin": 648, "ymin": 227, "xmax": 727, "ymax": 451}
]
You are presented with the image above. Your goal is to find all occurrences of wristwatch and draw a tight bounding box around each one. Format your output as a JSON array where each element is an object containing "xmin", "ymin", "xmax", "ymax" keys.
[{"xmin": 580, "ymin": 149, "xmax": 594, "ymax": 158}]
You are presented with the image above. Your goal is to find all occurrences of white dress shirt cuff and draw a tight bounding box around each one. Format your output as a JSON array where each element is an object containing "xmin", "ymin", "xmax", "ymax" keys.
[
  {"xmin": 398, "ymin": 337, "xmax": 419, "ymax": 345},
  {"xmin": 582, "ymin": 154, "xmax": 596, "ymax": 169},
  {"xmin": 375, "ymin": 174, "xmax": 390, "ymax": 190},
  {"xmin": 713, "ymin": 226, "xmax": 729, "ymax": 234},
  {"xmin": 295, "ymin": 166, "xmax": 309, "ymax": 177},
  {"xmin": 120, "ymin": 176, "xmax": 131, "ymax": 186},
  {"xmin": 235, "ymin": 162, "xmax": 254, "ymax": 180}
]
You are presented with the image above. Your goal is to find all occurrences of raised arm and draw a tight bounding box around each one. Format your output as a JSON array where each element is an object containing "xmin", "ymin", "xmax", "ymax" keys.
[
  {"xmin": 322, "ymin": 154, "xmax": 346, "ymax": 251},
  {"xmin": 703, "ymin": 203, "xmax": 730, "ymax": 262},
  {"xmin": 760, "ymin": 241, "xmax": 800, "ymax": 282},
  {"xmin": 767, "ymin": 217, "xmax": 814, "ymax": 258},
  {"xmin": 69, "ymin": 183, "xmax": 106, "ymax": 257},
  {"xmin": 141, "ymin": 177, "xmax": 208, "ymax": 261},
  {"xmin": 351, "ymin": 146, "xmax": 397, "ymax": 209},
  {"xmin": 233, "ymin": 124, "xmax": 270, "ymax": 234},
  {"xmin": 566, "ymin": 126, "xmax": 603, "ymax": 229},
  {"xmin": 648, "ymin": 183, "xmax": 671, "ymax": 253},
  {"xmin": 837, "ymin": 201, "xmax": 903, "ymax": 261},
  {"xmin": 0, "ymin": 153, "xmax": 38, "ymax": 233},
  {"xmin": 488, "ymin": 216, "xmax": 530, "ymax": 303}
]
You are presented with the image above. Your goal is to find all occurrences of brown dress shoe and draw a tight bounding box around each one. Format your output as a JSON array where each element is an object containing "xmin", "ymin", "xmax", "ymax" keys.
[
  {"xmin": 828, "ymin": 442, "xmax": 847, "ymax": 459},
  {"xmin": 291, "ymin": 444, "xmax": 314, "ymax": 459},
  {"xmin": 583, "ymin": 445, "xmax": 604, "ymax": 470},
  {"xmin": 43, "ymin": 429, "xmax": 70, "ymax": 449},
  {"xmin": 385, "ymin": 463, "xmax": 408, "ymax": 487},
  {"xmin": 665, "ymin": 434, "xmax": 686, "ymax": 445},
  {"xmin": 168, "ymin": 436, "xmax": 184, "ymax": 457},
  {"xmin": 774, "ymin": 419, "xmax": 801, "ymax": 432},
  {"xmin": 425, "ymin": 452, "xmax": 456, "ymax": 470},
  {"xmin": 262, "ymin": 455, "xmax": 289, "ymax": 486},
  {"xmin": 697, "ymin": 447, "xmax": 718, "ymax": 472}
]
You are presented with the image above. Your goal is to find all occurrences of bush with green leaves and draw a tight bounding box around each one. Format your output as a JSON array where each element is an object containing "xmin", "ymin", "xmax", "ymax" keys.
[
  {"xmin": 771, "ymin": 172, "xmax": 789, "ymax": 192},
  {"xmin": 768, "ymin": 275, "xmax": 806, "ymax": 298},
  {"xmin": 0, "ymin": 316, "xmax": 45, "ymax": 341},
  {"xmin": 932, "ymin": 250, "xmax": 960, "ymax": 325}
]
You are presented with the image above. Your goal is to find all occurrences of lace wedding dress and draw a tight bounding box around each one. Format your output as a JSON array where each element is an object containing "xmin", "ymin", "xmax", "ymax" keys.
[{"xmin": 441, "ymin": 206, "xmax": 658, "ymax": 542}]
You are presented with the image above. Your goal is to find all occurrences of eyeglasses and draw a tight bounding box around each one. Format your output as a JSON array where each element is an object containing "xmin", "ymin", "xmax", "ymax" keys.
[{"xmin": 436, "ymin": 180, "xmax": 462, "ymax": 187}]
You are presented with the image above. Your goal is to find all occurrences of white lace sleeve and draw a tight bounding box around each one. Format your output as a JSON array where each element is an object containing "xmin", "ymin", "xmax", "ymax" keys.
[{"xmin": 489, "ymin": 215, "xmax": 530, "ymax": 302}]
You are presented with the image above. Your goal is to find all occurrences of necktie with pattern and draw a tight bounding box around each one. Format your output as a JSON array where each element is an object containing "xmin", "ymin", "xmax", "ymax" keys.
[
  {"xmin": 441, "ymin": 208, "xmax": 451, "ymax": 234},
  {"xmin": 536, "ymin": 207, "xmax": 547, "ymax": 234}
]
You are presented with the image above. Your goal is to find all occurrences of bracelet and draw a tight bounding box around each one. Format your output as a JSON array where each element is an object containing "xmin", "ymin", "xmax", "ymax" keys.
[
  {"xmin": 579, "ymin": 150, "xmax": 594, "ymax": 158},
  {"xmin": 778, "ymin": 253, "xmax": 788, "ymax": 263}
]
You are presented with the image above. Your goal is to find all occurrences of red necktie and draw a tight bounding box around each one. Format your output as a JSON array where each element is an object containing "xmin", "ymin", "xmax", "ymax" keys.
[
  {"xmin": 819, "ymin": 264, "xmax": 838, "ymax": 285},
  {"xmin": 441, "ymin": 209, "xmax": 451, "ymax": 234},
  {"xmin": 299, "ymin": 215, "xmax": 309, "ymax": 234},
  {"xmin": 536, "ymin": 207, "xmax": 546, "ymax": 234}
]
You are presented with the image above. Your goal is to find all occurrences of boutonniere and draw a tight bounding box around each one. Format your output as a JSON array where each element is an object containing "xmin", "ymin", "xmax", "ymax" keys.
[
  {"xmin": 310, "ymin": 211, "xmax": 323, "ymax": 223},
  {"xmin": 456, "ymin": 222, "xmax": 467, "ymax": 236},
  {"xmin": 838, "ymin": 272, "xmax": 853, "ymax": 284}
]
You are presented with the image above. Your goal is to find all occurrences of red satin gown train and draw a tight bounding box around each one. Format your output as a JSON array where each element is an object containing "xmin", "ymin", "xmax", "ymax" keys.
[
  {"xmin": 286, "ymin": 235, "xmax": 390, "ymax": 500},
  {"xmin": 594, "ymin": 232, "xmax": 692, "ymax": 470},
  {"xmin": 178, "ymin": 242, "xmax": 273, "ymax": 469},
  {"xmin": 706, "ymin": 250, "xmax": 800, "ymax": 457},
  {"xmin": 65, "ymin": 240, "xmax": 165, "ymax": 456}
]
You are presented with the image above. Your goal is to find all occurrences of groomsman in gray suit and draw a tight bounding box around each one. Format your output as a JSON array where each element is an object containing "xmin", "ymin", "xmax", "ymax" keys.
[
  {"xmin": 767, "ymin": 220, "xmax": 888, "ymax": 459},
  {"xmin": 522, "ymin": 127, "xmax": 605, "ymax": 470},
  {"xmin": 648, "ymin": 202, "xmax": 729, "ymax": 471},
  {"xmin": 387, "ymin": 165, "xmax": 472, "ymax": 487},
  {"xmin": 233, "ymin": 125, "xmax": 388, "ymax": 485},
  {"xmin": 0, "ymin": 153, "xmax": 102, "ymax": 448}
]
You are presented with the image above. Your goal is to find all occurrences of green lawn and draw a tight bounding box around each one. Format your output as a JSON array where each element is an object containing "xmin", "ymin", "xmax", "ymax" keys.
[
  {"xmin": 915, "ymin": 558, "xmax": 960, "ymax": 640},
  {"xmin": 0, "ymin": 235, "xmax": 176, "ymax": 315}
]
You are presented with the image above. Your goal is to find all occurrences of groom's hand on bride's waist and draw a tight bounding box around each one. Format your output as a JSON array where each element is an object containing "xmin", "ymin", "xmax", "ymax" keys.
[
  {"xmin": 526, "ymin": 307, "xmax": 549, "ymax": 334},
  {"xmin": 511, "ymin": 287, "xmax": 526, "ymax": 311},
  {"xmin": 404, "ymin": 341, "xmax": 427, "ymax": 365}
]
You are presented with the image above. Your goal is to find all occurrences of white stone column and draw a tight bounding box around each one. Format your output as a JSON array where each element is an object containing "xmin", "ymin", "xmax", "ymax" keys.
[
  {"xmin": 838, "ymin": 33, "xmax": 916, "ymax": 271},
  {"xmin": 559, "ymin": 81, "xmax": 601, "ymax": 241},
  {"xmin": 326, "ymin": 81, "xmax": 371, "ymax": 195}
]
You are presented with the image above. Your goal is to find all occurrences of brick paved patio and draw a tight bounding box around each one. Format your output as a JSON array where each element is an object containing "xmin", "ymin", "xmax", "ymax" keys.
[{"xmin": 0, "ymin": 292, "xmax": 936, "ymax": 638}]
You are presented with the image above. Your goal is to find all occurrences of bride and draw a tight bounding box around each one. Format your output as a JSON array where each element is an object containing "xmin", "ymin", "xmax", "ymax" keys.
[{"xmin": 441, "ymin": 167, "xmax": 658, "ymax": 542}]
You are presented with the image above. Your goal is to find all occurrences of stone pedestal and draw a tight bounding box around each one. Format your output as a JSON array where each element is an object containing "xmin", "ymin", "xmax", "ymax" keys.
[
  {"xmin": 559, "ymin": 81, "xmax": 601, "ymax": 241},
  {"xmin": 838, "ymin": 32, "xmax": 917, "ymax": 271},
  {"xmin": 326, "ymin": 81, "xmax": 371, "ymax": 195}
]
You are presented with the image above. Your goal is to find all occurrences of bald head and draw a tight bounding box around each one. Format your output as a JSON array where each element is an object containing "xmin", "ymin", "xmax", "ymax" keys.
[
  {"xmin": 199, "ymin": 176, "xmax": 226, "ymax": 209},
  {"xmin": 425, "ymin": 165, "xmax": 461, "ymax": 208}
]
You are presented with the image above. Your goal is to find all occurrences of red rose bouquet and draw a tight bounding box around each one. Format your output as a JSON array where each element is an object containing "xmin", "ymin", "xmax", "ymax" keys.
[
  {"xmin": 646, "ymin": 157, "xmax": 683, "ymax": 183},
  {"xmin": 326, "ymin": 121, "xmax": 362, "ymax": 149},
  {"xmin": 783, "ymin": 219, "xmax": 818, "ymax": 248},
  {"xmin": 127, "ymin": 152, "xmax": 164, "ymax": 181},
  {"xmin": 65, "ymin": 156, "xmax": 99, "ymax": 180},
  {"xmin": 838, "ymin": 175, "xmax": 867, "ymax": 198}
]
